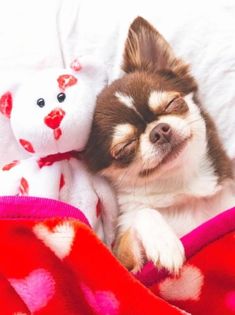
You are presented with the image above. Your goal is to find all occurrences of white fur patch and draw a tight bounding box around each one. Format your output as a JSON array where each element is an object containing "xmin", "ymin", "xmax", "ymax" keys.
[
  {"xmin": 159, "ymin": 265, "xmax": 204, "ymax": 301},
  {"xmin": 139, "ymin": 121, "xmax": 162, "ymax": 170},
  {"xmin": 115, "ymin": 91, "xmax": 134, "ymax": 109},
  {"xmin": 148, "ymin": 90, "xmax": 175, "ymax": 111},
  {"xmin": 112, "ymin": 123, "xmax": 135, "ymax": 144},
  {"xmin": 115, "ymin": 91, "xmax": 143, "ymax": 119},
  {"xmin": 33, "ymin": 222, "xmax": 75, "ymax": 259}
]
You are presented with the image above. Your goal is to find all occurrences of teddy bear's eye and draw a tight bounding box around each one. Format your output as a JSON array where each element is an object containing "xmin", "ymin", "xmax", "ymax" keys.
[
  {"xmin": 37, "ymin": 98, "xmax": 45, "ymax": 108},
  {"xmin": 57, "ymin": 93, "xmax": 66, "ymax": 103}
]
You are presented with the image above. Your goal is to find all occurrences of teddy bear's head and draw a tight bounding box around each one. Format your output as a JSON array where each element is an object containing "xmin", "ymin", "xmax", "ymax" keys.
[{"xmin": 0, "ymin": 59, "xmax": 106, "ymax": 157}]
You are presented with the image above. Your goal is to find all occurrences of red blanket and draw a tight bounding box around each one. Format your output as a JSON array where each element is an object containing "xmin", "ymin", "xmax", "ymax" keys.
[
  {"xmin": 0, "ymin": 196, "xmax": 234, "ymax": 315},
  {"xmin": 0, "ymin": 196, "xmax": 185, "ymax": 315},
  {"xmin": 136, "ymin": 207, "xmax": 235, "ymax": 315}
]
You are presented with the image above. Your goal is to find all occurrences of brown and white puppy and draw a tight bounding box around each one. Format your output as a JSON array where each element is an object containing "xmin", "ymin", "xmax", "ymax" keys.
[{"xmin": 85, "ymin": 17, "xmax": 235, "ymax": 274}]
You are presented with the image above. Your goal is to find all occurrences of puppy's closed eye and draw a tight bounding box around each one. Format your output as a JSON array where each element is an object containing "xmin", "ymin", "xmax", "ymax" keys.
[
  {"xmin": 164, "ymin": 97, "xmax": 188, "ymax": 114},
  {"xmin": 111, "ymin": 138, "xmax": 137, "ymax": 161},
  {"xmin": 148, "ymin": 91, "xmax": 188, "ymax": 115}
]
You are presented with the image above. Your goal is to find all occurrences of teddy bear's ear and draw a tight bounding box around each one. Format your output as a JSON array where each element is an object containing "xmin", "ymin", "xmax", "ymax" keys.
[{"xmin": 70, "ymin": 56, "xmax": 108, "ymax": 95}]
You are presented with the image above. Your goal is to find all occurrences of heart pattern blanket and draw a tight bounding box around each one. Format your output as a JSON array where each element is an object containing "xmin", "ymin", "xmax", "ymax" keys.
[{"xmin": 0, "ymin": 196, "xmax": 234, "ymax": 315}]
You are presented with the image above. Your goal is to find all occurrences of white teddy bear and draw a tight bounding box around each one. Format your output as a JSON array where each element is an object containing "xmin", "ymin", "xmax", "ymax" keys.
[{"xmin": 0, "ymin": 59, "xmax": 117, "ymax": 245}]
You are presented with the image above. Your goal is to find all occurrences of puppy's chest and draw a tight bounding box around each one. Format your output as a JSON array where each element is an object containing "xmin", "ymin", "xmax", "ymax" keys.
[{"xmin": 118, "ymin": 182, "xmax": 235, "ymax": 237}]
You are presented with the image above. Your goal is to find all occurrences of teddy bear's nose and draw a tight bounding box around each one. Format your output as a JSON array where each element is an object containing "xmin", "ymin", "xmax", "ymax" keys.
[{"xmin": 44, "ymin": 108, "xmax": 65, "ymax": 129}]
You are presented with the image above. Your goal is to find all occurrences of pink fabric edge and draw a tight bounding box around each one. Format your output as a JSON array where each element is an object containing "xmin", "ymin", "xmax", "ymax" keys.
[
  {"xmin": 0, "ymin": 196, "xmax": 91, "ymax": 227},
  {"xmin": 136, "ymin": 206, "xmax": 235, "ymax": 286}
]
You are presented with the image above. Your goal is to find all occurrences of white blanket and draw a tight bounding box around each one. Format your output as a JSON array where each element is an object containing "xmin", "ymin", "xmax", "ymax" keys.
[{"xmin": 0, "ymin": 0, "xmax": 235, "ymax": 164}]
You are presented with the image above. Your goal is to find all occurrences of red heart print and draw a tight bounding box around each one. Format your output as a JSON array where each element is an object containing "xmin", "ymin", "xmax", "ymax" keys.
[
  {"xmin": 59, "ymin": 174, "xmax": 65, "ymax": 190},
  {"xmin": 2, "ymin": 160, "xmax": 19, "ymax": 171},
  {"xmin": 54, "ymin": 128, "xmax": 62, "ymax": 140},
  {"xmin": 57, "ymin": 74, "xmax": 77, "ymax": 90},
  {"xmin": 44, "ymin": 108, "xmax": 65, "ymax": 130},
  {"xmin": 19, "ymin": 177, "xmax": 29, "ymax": 195},
  {"xmin": 96, "ymin": 200, "xmax": 102, "ymax": 217},
  {"xmin": 19, "ymin": 139, "xmax": 35, "ymax": 153},
  {"xmin": 70, "ymin": 59, "xmax": 82, "ymax": 72},
  {"xmin": 0, "ymin": 92, "xmax": 12, "ymax": 118}
]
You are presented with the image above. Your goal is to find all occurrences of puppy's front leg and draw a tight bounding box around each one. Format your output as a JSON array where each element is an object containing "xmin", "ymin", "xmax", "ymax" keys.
[{"xmin": 113, "ymin": 207, "xmax": 185, "ymax": 274}]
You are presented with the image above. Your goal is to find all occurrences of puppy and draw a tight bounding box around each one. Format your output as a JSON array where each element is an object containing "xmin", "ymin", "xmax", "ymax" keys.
[{"xmin": 85, "ymin": 17, "xmax": 235, "ymax": 274}]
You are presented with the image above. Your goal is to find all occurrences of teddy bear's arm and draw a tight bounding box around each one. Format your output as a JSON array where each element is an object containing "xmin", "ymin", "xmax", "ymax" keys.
[{"xmin": 93, "ymin": 175, "xmax": 119, "ymax": 247}]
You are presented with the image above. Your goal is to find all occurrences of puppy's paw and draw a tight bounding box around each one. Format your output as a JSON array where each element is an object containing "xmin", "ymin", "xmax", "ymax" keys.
[
  {"xmin": 113, "ymin": 209, "xmax": 185, "ymax": 274},
  {"xmin": 141, "ymin": 227, "xmax": 185, "ymax": 275},
  {"xmin": 114, "ymin": 228, "xmax": 185, "ymax": 274}
]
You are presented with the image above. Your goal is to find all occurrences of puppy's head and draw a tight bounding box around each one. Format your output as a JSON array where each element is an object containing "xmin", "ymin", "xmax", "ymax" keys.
[{"xmin": 85, "ymin": 17, "xmax": 232, "ymax": 188}]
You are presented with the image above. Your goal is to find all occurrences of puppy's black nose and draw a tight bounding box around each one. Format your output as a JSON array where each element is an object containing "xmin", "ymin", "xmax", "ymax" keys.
[{"xmin": 149, "ymin": 123, "xmax": 172, "ymax": 144}]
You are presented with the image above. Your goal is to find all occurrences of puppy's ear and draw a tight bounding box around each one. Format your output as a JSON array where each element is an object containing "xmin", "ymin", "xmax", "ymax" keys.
[
  {"xmin": 123, "ymin": 16, "xmax": 184, "ymax": 73},
  {"xmin": 123, "ymin": 16, "xmax": 197, "ymax": 94}
]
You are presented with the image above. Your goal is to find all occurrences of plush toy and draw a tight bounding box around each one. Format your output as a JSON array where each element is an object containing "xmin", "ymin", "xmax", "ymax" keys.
[{"xmin": 0, "ymin": 59, "xmax": 117, "ymax": 245}]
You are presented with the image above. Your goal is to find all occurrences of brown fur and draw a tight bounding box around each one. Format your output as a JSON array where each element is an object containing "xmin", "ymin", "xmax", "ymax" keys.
[
  {"xmin": 113, "ymin": 229, "xmax": 141, "ymax": 271},
  {"xmin": 85, "ymin": 16, "xmax": 233, "ymax": 183},
  {"xmin": 193, "ymin": 94, "xmax": 233, "ymax": 182}
]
